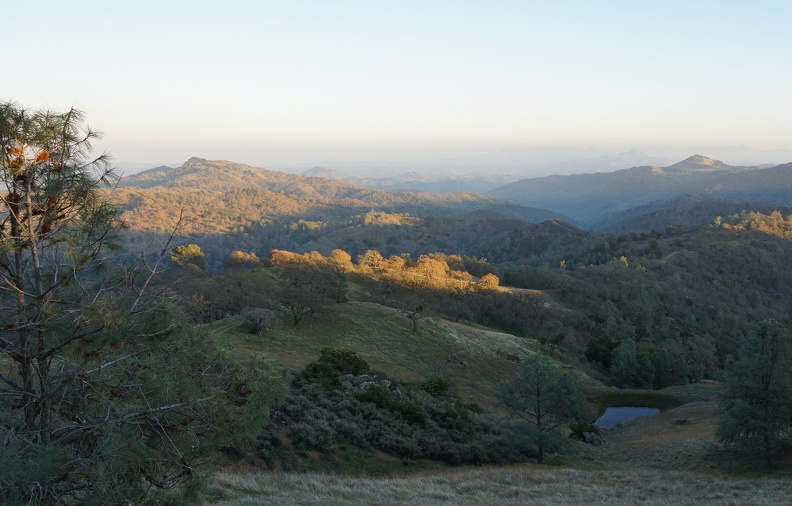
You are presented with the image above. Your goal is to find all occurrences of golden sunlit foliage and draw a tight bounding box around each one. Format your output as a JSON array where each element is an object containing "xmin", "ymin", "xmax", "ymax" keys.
[
  {"xmin": 719, "ymin": 210, "xmax": 792, "ymax": 238},
  {"xmin": 275, "ymin": 248, "xmax": 496, "ymax": 295}
]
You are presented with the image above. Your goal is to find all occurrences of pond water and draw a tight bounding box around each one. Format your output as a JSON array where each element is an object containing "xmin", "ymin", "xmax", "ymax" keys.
[{"xmin": 594, "ymin": 406, "xmax": 661, "ymax": 428}]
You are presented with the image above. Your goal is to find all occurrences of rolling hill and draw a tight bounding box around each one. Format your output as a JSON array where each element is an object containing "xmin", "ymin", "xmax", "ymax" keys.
[{"xmin": 115, "ymin": 157, "xmax": 566, "ymax": 236}]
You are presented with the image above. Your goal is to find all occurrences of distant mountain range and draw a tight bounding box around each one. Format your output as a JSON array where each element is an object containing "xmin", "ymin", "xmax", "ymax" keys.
[
  {"xmin": 114, "ymin": 154, "xmax": 792, "ymax": 247},
  {"xmin": 487, "ymin": 155, "xmax": 792, "ymax": 229},
  {"xmin": 299, "ymin": 166, "xmax": 518, "ymax": 194},
  {"xmin": 295, "ymin": 149, "xmax": 678, "ymax": 194},
  {"xmin": 115, "ymin": 157, "xmax": 565, "ymax": 236},
  {"xmin": 264, "ymin": 144, "xmax": 792, "ymax": 181}
]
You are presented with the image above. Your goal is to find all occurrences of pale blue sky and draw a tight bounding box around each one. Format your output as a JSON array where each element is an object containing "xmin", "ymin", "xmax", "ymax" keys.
[{"xmin": 7, "ymin": 1, "xmax": 792, "ymax": 165}]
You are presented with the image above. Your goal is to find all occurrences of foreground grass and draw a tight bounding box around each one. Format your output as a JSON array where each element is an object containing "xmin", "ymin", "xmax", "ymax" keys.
[{"xmin": 204, "ymin": 465, "xmax": 792, "ymax": 506}]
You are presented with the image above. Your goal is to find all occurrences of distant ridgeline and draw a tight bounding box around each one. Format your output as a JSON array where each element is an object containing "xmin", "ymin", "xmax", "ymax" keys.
[
  {"xmin": 111, "ymin": 156, "xmax": 792, "ymax": 277},
  {"xmin": 487, "ymin": 155, "xmax": 792, "ymax": 230}
]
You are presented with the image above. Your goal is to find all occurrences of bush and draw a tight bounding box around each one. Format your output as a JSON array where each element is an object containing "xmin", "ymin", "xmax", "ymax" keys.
[
  {"xmin": 288, "ymin": 420, "xmax": 338, "ymax": 452},
  {"xmin": 302, "ymin": 348, "xmax": 371, "ymax": 389},
  {"xmin": 302, "ymin": 362, "xmax": 341, "ymax": 389},
  {"xmin": 421, "ymin": 377, "xmax": 450, "ymax": 397},
  {"xmin": 272, "ymin": 373, "xmax": 535, "ymax": 466},
  {"xmin": 357, "ymin": 386, "xmax": 426, "ymax": 426},
  {"xmin": 318, "ymin": 347, "xmax": 370, "ymax": 375},
  {"xmin": 242, "ymin": 307, "xmax": 281, "ymax": 334}
]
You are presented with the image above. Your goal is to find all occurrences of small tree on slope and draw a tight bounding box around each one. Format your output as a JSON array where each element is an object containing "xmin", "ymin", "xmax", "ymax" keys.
[{"xmin": 498, "ymin": 353, "xmax": 586, "ymax": 464}]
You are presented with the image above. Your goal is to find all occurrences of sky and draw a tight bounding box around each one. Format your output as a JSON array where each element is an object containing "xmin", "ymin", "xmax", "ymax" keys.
[{"xmin": 6, "ymin": 1, "xmax": 792, "ymax": 168}]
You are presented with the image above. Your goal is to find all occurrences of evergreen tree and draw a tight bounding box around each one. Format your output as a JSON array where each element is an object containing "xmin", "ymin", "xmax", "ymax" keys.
[
  {"xmin": 0, "ymin": 103, "xmax": 284, "ymax": 503},
  {"xmin": 718, "ymin": 321, "xmax": 792, "ymax": 469},
  {"xmin": 498, "ymin": 354, "xmax": 586, "ymax": 463}
]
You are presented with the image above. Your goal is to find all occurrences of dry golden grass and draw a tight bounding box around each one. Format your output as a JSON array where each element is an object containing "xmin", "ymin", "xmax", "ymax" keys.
[
  {"xmin": 593, "ymin": 401, "xmax": 721, "ymax": 471},
  {"xmin": 204, "ymin": 465, "xmax": 792, "ymax": 505}
]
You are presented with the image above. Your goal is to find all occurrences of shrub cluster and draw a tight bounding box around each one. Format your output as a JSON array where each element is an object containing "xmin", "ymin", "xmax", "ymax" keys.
[
  {"xmin": 302, "ymin": 347, "xmax": 371, "ymax": 389},
  {"xmin": 261, "ymin": 373, "xmax": 534, "ymax": 466}
]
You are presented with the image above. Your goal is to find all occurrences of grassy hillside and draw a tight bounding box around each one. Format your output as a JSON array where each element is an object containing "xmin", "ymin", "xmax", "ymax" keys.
[
  {"xmin": 190, "ymin": 239, "xmax": 792, "ymax": 504},
  {"xmin": 212, "ymin": 301, "xmax": 557, "ymax": 407}
]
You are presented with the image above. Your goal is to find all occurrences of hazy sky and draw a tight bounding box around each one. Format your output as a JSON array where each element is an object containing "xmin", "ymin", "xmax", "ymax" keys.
[{"xmin": 7, "ymin": 1, "xmax": 792, "ymax": 166}]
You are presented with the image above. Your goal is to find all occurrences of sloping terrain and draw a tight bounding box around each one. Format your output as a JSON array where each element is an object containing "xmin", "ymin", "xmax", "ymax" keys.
[
  {"xmin": 487, "ymin": 155, "xmax": 792, "ymax": 228},
  {"xmin": 115, "ymin": 158, "xmax": 564, "ymax": 236},
  {"xmin": 602, "ymin": 196, "xmax": 792, "ymax": 234},
  {"xmin": 212, "ymin": 300, "xmax": 567, "ymax": 407}
]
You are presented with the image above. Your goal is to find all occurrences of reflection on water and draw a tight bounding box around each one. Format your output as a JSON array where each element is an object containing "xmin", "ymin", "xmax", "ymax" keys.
[{"xmin": 594, "ymin": 406, "xmax": 660, "ymax": 428}]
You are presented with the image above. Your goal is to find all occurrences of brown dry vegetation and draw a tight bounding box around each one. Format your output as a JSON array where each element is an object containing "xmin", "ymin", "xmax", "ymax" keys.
[
  {"xmin": 204, "ymin": 465, "xmax": 792, "ymax": 505},
  {"xmin": 587, "ymin": 401, "xmax": 721, "ymax": 471}
]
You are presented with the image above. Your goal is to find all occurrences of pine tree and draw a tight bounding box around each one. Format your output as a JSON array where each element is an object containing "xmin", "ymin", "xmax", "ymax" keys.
[
  {"xmin": 0, "ymin": 103, "xmax": 284, "ymax": 503},
  {"xmin": 718, "ymin": 321, "xmax": 792, "ymax": 469},
  {"xmin": 499, "ymin": 354, "xmax": 586, "ymax": 463}
]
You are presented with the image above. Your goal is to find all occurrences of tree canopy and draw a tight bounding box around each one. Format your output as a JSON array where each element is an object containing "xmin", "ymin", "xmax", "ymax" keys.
[
  {"xmin": 171, "ymin": 243, "xmax": 207, "ymax": 272},
  {"xmin": 718, "ymin": 321, "xmax": 792, "ymax": 468},
  {"xmin": 0, "ymin": 103, "xmax": 284, "ymax": 504}
]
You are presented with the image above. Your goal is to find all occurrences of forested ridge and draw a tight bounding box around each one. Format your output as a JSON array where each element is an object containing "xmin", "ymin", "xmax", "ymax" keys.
[{"xmin": 114, "ymin": 158, "xmax": 564, "ymax": 234}]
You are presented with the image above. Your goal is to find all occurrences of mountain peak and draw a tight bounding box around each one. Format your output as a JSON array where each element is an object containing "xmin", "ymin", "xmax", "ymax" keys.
[
  {"xmin": 183, "ymin": 156, "xmax": 211, "ymax": 167},
  {"xmin": 667, "ymin": 155, "xmax": 727, "ymax": 172}
]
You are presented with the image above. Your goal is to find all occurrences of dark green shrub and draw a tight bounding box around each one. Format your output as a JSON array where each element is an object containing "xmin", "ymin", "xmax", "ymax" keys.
[
  {"xmin": 288, "ymin": 420, "xmax": 338, "ymax": 452},
  {"xmin": 585, "ymin": 335, "xmax": 618, "ymax": 369},
  {"xmin": 439, "ymin": 404, "xmax": 470, "ymax": 431},
  {"xmin": 357, "ymin": 387, "xmax": 426, "ymax": 426},
  {"xmin": 302, "ymin": 361, "xmax": 341, "ymax": 389},
  {"xmin": 318, "ymin": 347, "xmax": 370, "ymax": 375},
  {"xmin": 421, "ymin": 377, "xmax": 450, "ymax": 397},
  {"xmin": 393, "ymin": 401, "xmax": 426, "ymax": 426}
]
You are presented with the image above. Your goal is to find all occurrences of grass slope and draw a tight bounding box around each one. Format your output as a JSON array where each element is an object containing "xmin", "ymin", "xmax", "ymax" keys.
[
  {"xmin": 212, "ymin": 301, "xmax": 544, "ymax": 407},
  {"xmin": 207, "ymin": 297, "xmax": 792, "ymax": 505}
]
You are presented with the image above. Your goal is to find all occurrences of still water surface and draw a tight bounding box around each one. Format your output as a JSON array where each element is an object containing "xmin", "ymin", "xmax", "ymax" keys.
[{"xmin": 594, "ymin": 406, "xmax": 660, "ymax": 428}]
